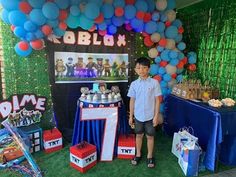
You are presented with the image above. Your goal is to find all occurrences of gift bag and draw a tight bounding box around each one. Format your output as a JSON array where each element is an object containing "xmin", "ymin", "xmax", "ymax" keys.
[
  {"xmin": 171, "ymin": 127, "xmax": 198, "ymax": 158},
  {"xmin": 178, "ymin": 143, "xmax": 201, "ymax": 176}
]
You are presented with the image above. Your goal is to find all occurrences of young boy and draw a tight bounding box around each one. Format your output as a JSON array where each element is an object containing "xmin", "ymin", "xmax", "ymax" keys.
[{"xmin": 127, "ymin": 57, "xmax": 162, "ymax": 168}]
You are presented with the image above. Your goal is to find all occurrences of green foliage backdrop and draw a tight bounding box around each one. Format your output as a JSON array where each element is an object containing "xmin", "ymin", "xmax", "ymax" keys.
[
  {"xmin": 178, "ymin": 0, "xmax": 236, "ymax": 99},
  {"xmin": 0, "ymin": 22, "xmax": 53, "ymax": 127}
]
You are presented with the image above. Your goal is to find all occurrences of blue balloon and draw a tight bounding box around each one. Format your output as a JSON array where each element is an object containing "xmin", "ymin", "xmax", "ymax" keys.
[
  {"xmin": 54, "ymin": 0, "xmax": 70, "ymax": 9},
  {"xmin": 176, "ymin": 74, "xmax": 183, "ymax": 82},
  {"xmin": 47, "ymin": 19, "xmax": 59, "ymax": 28},
  {"xmin": 146, "ymin": 0, "xmax": 156, "ymax": 12},
  {"xmin": 66, "ymin": 14, "xmax": 80, "ymax": 29},
  {"xmin": 25, "ymin": 32, "xmax": 36, "ymax": 41},
  {"xmin": 157, "ymin": 46, "xmax": 164, "ymax": 52},
  {"xmin": 14, "ymin": 42, "xmax": 32, "ymax": 57},
  {"xmin": 30, "ymin": 9, "xmax": 46, "ymax": 26},
  {"xmin": 1, "ymin": 9, "xmax": 10, "ymax": 24},
  {"xmin": 97, "ymin": 22, "xmax": 107, "ymax": 30},
  {"xmin": 124, "ymin": 5, "xmax": 136, "ymax": 20},
  {"xmin": 34, "ymin": 30, "xmax": 45, "ymax": 39},
  {"xmin": 160, "ymin": 49, "xmax": 170, "ymax": 61},
  {"xmin": 104, "ymin": 18, "xmax": 112, "ymax": 25},
  {"xmin": 134, "ymin": 25, "xmax": 144, "ymax": 32},
  {"xmin": 70, "ymin": 5, "xmax": 80, "ymax": 16},
  {"xmin": 160, "ymin": 80, "xmax": 168, "ymax": 87},
  {"xmin": 160, "ymin": 103, "xmax": 165, "ymax": 113},
  {"xmin": 1, "ymin": 0, "xmax": 20, "ymax": 11},
  {"xmin": 187, "ymin": 51, "xmax": 197, "ymax": 59},
  {"xmin": 28, "ymin": 0, "xmax": 45, "ymax": 8},
  {"xmin": 149, "ymin": 64, "xmax": 159, "ymax": 75},
  {"xmin": 144, "ymin": 21, "xmax": 157, "ymax": 34},
  {"xmin": 160, "ymin": 13, "xmax": 167, "ymax": 22},
  {"xmin": 135, "ymin": 0, "xmax": 148, "ymax": 12},
  {"xmin": 79, "ymin": 14, "xmax": 94, "ymax": 30},
  {"xmin": 130, "ymin": 18, "xmax": 143, "ymax": 30},
  {"xmin": 88, "ymin": 0, "xmax": 103, "ymax": 7},
  {"xmin": 53, "ymin": 28, "xmax": 66, "ymax": 37},
  {"xmin": 112, "ymin": 16, "xmax": 125, "ymax": 27},
  {"xmin": 152, "ymin": 12, "xmax": 160, "ymax": 21},
  {"xmin": 70, "ymin": 0, "xmax": 81, "ymax": 5},
  {"xmin": 169, "ymin": 50, "xmax": 178, "ymax": 59},
  {"xmin": 177, "ymin": 42, "xmax": 186, "ymax": 51},
  {"xmin": 156, "ymin": 22, "xmax": 165, "ymax": 33},
  {"xmin": 158, "ymin": 67, "xmax": 166, "ymax": 75},
  {"xmin": 163, "ymin": 73, "xmax": 172, "ymax": 82},
  {"xmin": 101, "ymin": 3, "xmax": 114, "ymax": 19},
  {"xmin": 172, "ymin": 19, "xmax": 182, "ymax": 28},
  {"xmin": 155, "ymin": 56, "xmax": 161, "ymax": 63},
  {"xmin": 14, "ymin": 26, "xmax": 27, "ymax": 38},
  {"xmin": 176, "ymin": 68, "xmax": 184, "ymax": 74},
  {"xmin": 174, "ymin": 34, "xmax": 183, "ymax": 43},
  {"xmin": 107, "ymin": 25, "xmax": 117, "ymax": 35},
  {"xmin": 166, "ymin": 0, "xmax": 176, "ymax": 10},
  {"xmin": 42, "ymin": 2, "xmax": 59, "ymax": 20},
  {"xmin": 84, "ymin": 2, "xmax": 100, "ymax": 20},
  {"xmin": 188, "ymin": 56, "xmax": 197, "ymax": 64},
  {"xmin": 9, "ymin": 10, "xmax": 27, "ymax": 26},
  {"xmin": 170, "ymin": 58, "xmax": 179, "ymax": 66},
  {"xmin": 24, "ymin": 21, "xmax": 38, "ymax": 32},
  {"xmin": 165, "ymin": 26, "xmax": 178, "ymax": 39},
  {"xmin": 178, "ymin": 52, "xmax": 185, "ymax": 60},
  {"xmin": 113, "ymin": 0, "xmax": 125, "ymax": 7}
]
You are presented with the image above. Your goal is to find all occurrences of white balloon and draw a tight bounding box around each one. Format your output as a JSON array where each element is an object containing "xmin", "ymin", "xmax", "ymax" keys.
[
  {"xmin": 148, "ymin": 48, "xmax": 159, "ymax": 58},
  {"xmin": 166, "ymin": 64, "xmax": 177, "ymax": 75},
  {"xmin": 151, "ymin": 33, "xmax": 161, "ymax": 43},
  {"xmin": 166, "ymin": 39, "xmax": 176, "ymax": 49},
  {"xmin": 166, "ymin": 10, "xmax": 176, "ymax": 22},
  {"xmin": 156, "ymin": 0, "xmax": 167, "ymax": 11}
]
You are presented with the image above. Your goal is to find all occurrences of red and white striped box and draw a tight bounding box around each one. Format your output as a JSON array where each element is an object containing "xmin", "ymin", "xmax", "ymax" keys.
[
  {"xmin": 70, "ymin": 142, "xmax": 97, "ymax": 173},
  {"xmin": 43, "ymin": 128, "xmax": 63, "ymax": 153},
  {"xmin": 117, "ymin": 134, "xmax": 135, "ymax": 159}
]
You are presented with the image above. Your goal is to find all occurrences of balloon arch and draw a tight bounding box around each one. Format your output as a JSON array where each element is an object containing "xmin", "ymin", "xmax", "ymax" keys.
[{"xmin": 0, "ymin": 0, "xmax": 197, "ymax": 112}]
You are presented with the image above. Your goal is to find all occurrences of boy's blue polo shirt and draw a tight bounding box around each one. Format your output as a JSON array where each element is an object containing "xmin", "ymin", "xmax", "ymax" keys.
[{"xmin": 127, "ymin": 77, "xmax": 162, "ymax": 122}]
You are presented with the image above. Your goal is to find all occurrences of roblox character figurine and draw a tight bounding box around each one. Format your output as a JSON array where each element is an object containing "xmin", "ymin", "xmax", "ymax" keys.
[
  {"xmin": 103, "ymin": 59, "xmax": 111, "ymax": 77},
  {"xmin": 111, "ymin": 61, "xmax": 119, "ymax": 77},
  {"xmin": 96, "ymin": 58, "xmax": 104, "ymax": 77},
  {"xmin": 119, "ymin": 61, "xmax": 127, "ymax": 77},
  {"xmin": 66, "ymin": 57, "xmax": 75, "ymax": 77},
  {"xmin": 86, "ymin": 57, "xmax": 96, "ymax": 77},
  {"xmin": 55, "ymin": 59, "xmax": 66, "ymax": 77},
  {"xmin": 75, "ymin": 57, "xmax": 86, "ymax": 77}
]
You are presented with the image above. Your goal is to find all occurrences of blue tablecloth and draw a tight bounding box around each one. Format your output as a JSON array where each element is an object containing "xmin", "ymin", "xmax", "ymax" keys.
[
  {"xmin": 72, "ymin": 99, "xmax": 130, "ymax": 159},
  {"xmin": 164, "ymin": 94, "xmax": 236, "ymax": 171}
]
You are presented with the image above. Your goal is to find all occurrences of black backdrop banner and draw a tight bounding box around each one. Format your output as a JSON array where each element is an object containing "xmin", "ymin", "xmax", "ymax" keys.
[{"xmin": 46, "ymin": 28, "xmax": 135, "ymax": 141}]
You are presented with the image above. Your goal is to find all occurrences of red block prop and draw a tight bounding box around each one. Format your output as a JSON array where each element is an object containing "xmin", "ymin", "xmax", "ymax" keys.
[
  {"xmin": 70, "ymin": 142, "xmax": 97, "ymax": 173},
  {"xmin": 117, "ymin": 134, "xmax": 136, "ymax": 159},
  {"xmin": 43, "ymin": 128, "xmax": 63, "ymax": 153}
]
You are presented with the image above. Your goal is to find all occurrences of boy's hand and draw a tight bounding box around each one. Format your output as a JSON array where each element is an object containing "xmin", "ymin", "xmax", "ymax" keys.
[
  {"xmin": 129, "ymin": 116, "xmax": 134, "ymax": 127},
  {"xmin": 153, "ymin": 116, "xmax": 159, "ymax": 127}
]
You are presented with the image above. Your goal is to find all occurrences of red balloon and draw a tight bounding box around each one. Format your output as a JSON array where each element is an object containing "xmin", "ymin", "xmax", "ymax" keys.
[
  {"xmin": 98, "ymin": 30, "xmax": 107, "ymax": 36},
  {"xmin": 59, "ymin": 10, "xmax": 68, "ymax": 21},
  {"xmin": 171, "ymin": 73, "xmax": 177, "ymax": 79},
  {"xmin": 178, "ymin": 26, "xmax": 184, "ymax": 34},
  {"xmin": 159, "ymin": 38, "xmax": 167, "ymax": 47},
  {"xmin": 153, "ymin": 75, "xmax": 162, "ymax": 82},
  {"xmin": 159, "ymin": 95, "xmax": 163, "ymax": 103},
  {"xmin": 41, "ymin": 25, "xmax": 52, "ymax": 36},
  {"xmin": 136, "ymin": 11, "xmax": 145, "ymax": 20},
  {"xmin": 143, "ymin": 13, "xmax": 152, "ymax": 22},
  {"xmin": 18, "ymin": 41, "xmax": 29, "ymax": 51},
  {"xmin": 95, "ymin": 13, "xmax": 104, "ymax": 24},
  {"xmin": 160, "ymin": 61, "xmax": 168, "ymax": 67},
  {"xmin": 59, "ymin": 22, "xmax": 67, "ymax": 30},
  {"xmin": 181, "ymin": 57, "xmax": 188, "ymax": 64},
  {"xmin": 188, "ymin": 64, "xmax": 196, "ymax": 71},
  {"xmin": 144, "ymin": 35, "xmax": 154, "ymax": 47},
  {"xmin": 30, "ymin": 39, "xmax": 45, "ymax": 50},
  {"xmin": 115, "ymin": 7, "xmax": 124, "ymax": 17},
  {"xmin": 176, "ymin": 61, "xmax": 184, "ymax": 69},
  {"xmin": 125, "ymin": 0, "xmax": 135, "ymax": 4},
  {"xmin": 141, "ymin": 31, "xmax": 149, "ymax": 37},
  {"xmin": 19, "ymin": 2, "xmax": 32, "ymax": 14},
  {"xmin": 165, "ymin": 21, "xmax": 171, "ymax": 27},
  {"xmin": 10, "ymin": 25, "xmax": 15, "ymax": 32}
]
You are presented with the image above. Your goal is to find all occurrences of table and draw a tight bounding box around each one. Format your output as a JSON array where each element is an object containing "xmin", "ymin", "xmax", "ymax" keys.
[
  {"xmin": 72, "ymin": 98, "xmax": 130, "ymax": 161},
  {"xmin": 163, "ymin": 94, "xmax": 236, "ymax": 171}
]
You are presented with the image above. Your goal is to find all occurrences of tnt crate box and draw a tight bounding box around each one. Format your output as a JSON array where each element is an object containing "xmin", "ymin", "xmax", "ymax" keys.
[
  {"xmin": 117, "ymin": 134, "xmax": 135, "ymax": 159},
  {"xmin": 43, "ymin": 128, "xmax": 63, "ymax": 153},
  {"xmin": 70, "ymin": 142, "xmax": 97, "ymax": 173},
  {"xmin": 18, "ymin": 124, "xmax": 42, "ymax": 153}
]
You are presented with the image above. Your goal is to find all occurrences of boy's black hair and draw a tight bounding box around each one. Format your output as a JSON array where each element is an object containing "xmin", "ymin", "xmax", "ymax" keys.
[{"xmin": 135, "ymin": 57, "xmax": 151, "ymax": 68}]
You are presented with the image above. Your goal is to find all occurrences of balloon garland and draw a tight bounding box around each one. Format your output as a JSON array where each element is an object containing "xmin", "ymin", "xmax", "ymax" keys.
[{"xmin": 0, "ymin": 0, "xmax": 197, "ymax": 111}]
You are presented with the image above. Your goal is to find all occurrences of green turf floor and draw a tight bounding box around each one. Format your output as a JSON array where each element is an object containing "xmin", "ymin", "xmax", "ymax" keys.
[{"xmin": 0, "ymin": 128, "xmax": 234, "ymax": 177}]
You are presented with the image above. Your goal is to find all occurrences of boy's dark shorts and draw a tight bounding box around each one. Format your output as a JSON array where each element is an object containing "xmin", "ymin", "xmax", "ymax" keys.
[{"xmin": 134, "ymin": 119, "xmax": 155, "ymax": 136}]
